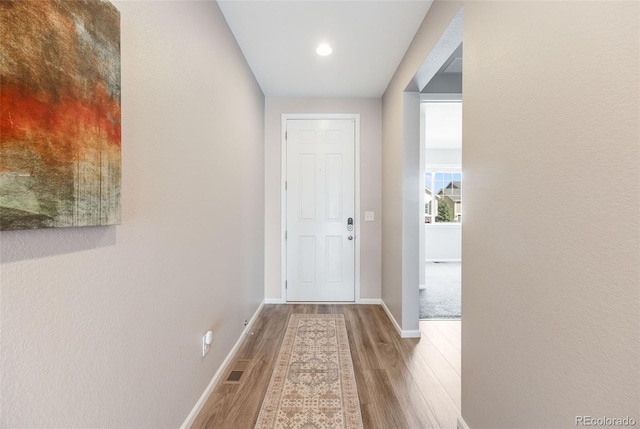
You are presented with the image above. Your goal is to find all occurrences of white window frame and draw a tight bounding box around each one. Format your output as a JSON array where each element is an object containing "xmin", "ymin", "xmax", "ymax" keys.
[{"xmin": 425, "ymin": 166, "xmax": 462, "ymax": 224}]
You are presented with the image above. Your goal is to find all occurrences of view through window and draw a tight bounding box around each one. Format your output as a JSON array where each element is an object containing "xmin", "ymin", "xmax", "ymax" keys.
[{"xmin": 425, "ymin": 171, "xmax": 462, "ymax": 223}]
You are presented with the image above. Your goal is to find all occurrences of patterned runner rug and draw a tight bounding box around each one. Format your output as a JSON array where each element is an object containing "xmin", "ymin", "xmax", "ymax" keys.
[{"xmin": 254, "ymin": 314, "xmax": 364, "ymax": 429}]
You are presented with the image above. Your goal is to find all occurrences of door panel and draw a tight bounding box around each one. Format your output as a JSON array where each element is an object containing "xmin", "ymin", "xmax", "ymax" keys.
[
  {"xmin": 298, "ymin": 154, "xmax": 316, "ymax": 220},
  {"xmin": 325, "ymin": 236, "xmax": 343, "ymax": 284},
  {"xmin": 286, "ymin": 119, "xmax": 355, "ymax": 302},
  {"xmin": 325, "ymin": 155, "xmax": 343, "ymax": 221},
  {"xmin": 299, "ymin": 236, "xmax": 316, "ymax": 284}
]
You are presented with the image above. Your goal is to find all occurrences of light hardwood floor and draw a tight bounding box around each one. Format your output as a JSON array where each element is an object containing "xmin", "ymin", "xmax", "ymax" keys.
[{"xmin": 192, "ymin": 304, "xmax": 461, "ymax": 429}]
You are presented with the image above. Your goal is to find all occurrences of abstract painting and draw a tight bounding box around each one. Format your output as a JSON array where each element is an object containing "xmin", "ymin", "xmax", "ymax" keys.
[{"xmin": 0, "ymin": 0, "xmax": 120, "ymax": 231}]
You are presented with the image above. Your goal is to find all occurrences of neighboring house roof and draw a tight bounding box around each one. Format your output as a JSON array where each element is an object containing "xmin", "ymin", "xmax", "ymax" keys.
[
  {"xmin": 440, "ymin": 194, "xmax": 462, "ymax": 204},
  {"xmin": 438, "ymin": 181, "xmax": 462, "ymax": 202}
]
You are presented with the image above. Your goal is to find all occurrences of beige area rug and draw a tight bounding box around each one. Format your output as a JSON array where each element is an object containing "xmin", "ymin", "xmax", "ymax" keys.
[{"xmin": 254, "ymin": 314, "xmax": 364, "ymax": 429}]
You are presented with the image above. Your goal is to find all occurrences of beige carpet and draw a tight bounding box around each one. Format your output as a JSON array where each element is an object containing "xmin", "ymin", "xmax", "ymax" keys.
[{"xmin": 254, "ymin": 314, "xmax": 364, "ymax": 429}]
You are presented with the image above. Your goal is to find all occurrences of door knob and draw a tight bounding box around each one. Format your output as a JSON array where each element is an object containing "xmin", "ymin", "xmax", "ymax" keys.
[{"xmin": 348, "ymin": 235, "xmax": 353, "ymax": 240}]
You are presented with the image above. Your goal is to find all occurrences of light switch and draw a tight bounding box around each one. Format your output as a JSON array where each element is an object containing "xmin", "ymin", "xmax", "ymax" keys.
[{"xmin": 364, "ymin": 211, "xmax": 375, "ymax": 222}]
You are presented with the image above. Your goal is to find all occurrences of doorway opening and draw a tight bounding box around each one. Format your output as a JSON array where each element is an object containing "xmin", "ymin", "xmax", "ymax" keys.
[
  {"xmin": 408, "ymin": 10, "xmax": 463, "ymax": 323},
  {"xmin": 420, "ymin": 95, "xmax": 462, "ymax": 320}
]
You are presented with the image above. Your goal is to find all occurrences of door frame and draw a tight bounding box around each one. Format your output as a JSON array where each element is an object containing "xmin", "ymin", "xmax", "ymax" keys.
[{"xmin": 280, "ymin": 113, "xmax": 361, "ymax": 302}]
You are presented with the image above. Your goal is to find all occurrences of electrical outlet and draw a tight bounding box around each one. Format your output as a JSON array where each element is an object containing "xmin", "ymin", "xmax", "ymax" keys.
[
  {"xmin": 243, "ymin": 320, "xmax": 248, "ymax": 327},
  {"xmin": 365, "ymin": 211, "xmax": 375, "ymax": 222},
  {"xmin": 202, "ymin": 336, "xmax": 209, "ymax": 357},
  {"xmin": 202, "ymin": 331, "xmax": 213, "ymax": 357}
]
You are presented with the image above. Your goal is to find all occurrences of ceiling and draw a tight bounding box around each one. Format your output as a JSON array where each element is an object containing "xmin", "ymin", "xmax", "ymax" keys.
[
  {"xmin": 218, "ymin": 1, "xmax": 433, "ymax": 98},
  {"xmin": 422, "ymin": 43, "xmax": 462, "ymax": 94}
]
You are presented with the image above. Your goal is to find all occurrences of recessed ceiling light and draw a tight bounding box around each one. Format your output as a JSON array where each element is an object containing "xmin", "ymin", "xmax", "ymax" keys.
[{"xmin": 316, "ymin": 44, "xmax": 332, "ymax": 56}]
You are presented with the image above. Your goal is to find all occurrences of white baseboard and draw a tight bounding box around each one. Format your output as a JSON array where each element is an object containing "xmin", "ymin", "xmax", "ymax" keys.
[
  {"xmin": 265, "ymin": 298, "xmax": 381, "ymax": 305},
  {"xmin": 380, "ymin": 300, "xmax": 421, "ymax": 339},
  {"xmin": 402, "ymin": 329, "xmax": 421, "ymax": 338},
  {"xmin": 457, "ymin": 416, "xmax": 471, "ymax": 429},
  {"xmin": 357, "ymin": 298, "xmax": 382, "ymax": 305},
  {"xmin": 180, "ymin": 300, "xmax": 265, "ymax": 429},
  {"xmin": 381, "ymin": 299, "xmax": 402, "ymax": 336}
]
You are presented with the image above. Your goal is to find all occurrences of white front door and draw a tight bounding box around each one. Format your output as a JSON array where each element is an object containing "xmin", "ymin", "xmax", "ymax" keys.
[{"xmin": 286, "ymin": 119, "xmax": 355, "ymax": 302}]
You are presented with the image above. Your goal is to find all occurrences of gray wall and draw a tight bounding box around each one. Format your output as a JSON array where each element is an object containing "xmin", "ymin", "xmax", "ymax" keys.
[
  {"xmin": 0, "ymin": 1, "xmax": 265, "ymax": 427},
  {"xmin": 381, "ymin": 0, "xmax": 463, "ymax": 333},
  {"xmin": 462, "ymin": 2, "xmax": 639, "ymax": 426},
  {"xmin": 264, "ymin": 97, "xmax": 382, "ymax": 302},
  {"xmin": 383, "ymin": 0, "xmax": 639, "ymax": 426}
]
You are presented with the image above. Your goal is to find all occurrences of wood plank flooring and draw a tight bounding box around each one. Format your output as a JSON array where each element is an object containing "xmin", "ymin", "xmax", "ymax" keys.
[{"xmin": 192, "ymin": 305, "xmax": 461, "ymax": 429}]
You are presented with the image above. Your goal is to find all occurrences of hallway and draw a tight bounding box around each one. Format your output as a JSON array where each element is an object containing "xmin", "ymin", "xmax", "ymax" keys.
[{"xmin": 193, "ymin": 305, "xmax": 461, "ymax": 429}]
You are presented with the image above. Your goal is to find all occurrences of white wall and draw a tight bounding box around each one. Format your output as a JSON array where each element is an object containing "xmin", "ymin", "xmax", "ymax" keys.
[
  {"xmin": 424, "ymin": 101, "xmax": 462, "ymax": 151},
  {"xmin": 0, "ymin": 2, "xmax": 265, "ymax": 427},
  {"xmin": 264, "ymin": 97, "xmax": 382, "ymax": 302},
  {"xmin": 419, "ymin": 104, "xmax": 464, "ymax": 287},
  {"xmin": 423, "ymin": 145, "xmax": 462, "ymax": 262},
  {"xmin": 384, "ymin": 0, "xmax": 639, "ymax": 427},
  {"xmin": 424, "ymin": 112, "xmax": 462, "ymax": 263},
  {"xmin": 426, "ymin": 148, "xmax": 461, "ymax": 166},
  {"xmin": 425, "ymin": 224, "xmax": 461, "ymax": 261}
]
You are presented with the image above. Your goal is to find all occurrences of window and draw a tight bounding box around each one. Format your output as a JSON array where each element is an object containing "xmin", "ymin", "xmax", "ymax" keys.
[{"xmin": 425, "ymin": 171, "xmax": 462, "ymax": 223}]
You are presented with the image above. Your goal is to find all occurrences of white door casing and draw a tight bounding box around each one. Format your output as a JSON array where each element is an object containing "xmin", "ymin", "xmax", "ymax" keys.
[{"xmin": 285, "ymin": 118, "xmax": 356, "ymax": 302}]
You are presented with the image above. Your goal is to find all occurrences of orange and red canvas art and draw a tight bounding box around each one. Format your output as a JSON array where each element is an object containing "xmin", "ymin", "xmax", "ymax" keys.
[{"xmin": 0, "ymin": 0, "xmax": 120, "ymax": 230}]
